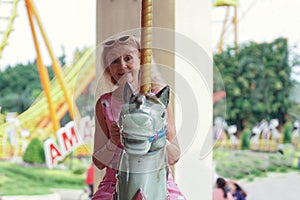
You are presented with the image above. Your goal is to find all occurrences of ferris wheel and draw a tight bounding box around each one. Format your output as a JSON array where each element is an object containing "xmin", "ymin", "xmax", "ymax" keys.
[{"xmin": 0, "ymin": 0, "xmax": 20, "ymax": 58}]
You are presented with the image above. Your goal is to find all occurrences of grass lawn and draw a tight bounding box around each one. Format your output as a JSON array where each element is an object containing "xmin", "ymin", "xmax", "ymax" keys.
[
  {"xmin": 213, "ymin": 145, "xmax": 300, "ymax": 181},
  {"xmin": 0, "ymin": 161, "xmax": 85, "ymax": 196}
]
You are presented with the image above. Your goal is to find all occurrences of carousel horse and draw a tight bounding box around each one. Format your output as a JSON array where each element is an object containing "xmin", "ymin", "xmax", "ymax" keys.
[{"xmin": 115, "ymin": 83, "xmax": 170, "ymax": 200}]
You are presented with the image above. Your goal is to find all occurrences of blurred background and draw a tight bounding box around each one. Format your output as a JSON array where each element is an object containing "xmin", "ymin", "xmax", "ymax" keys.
[{"xmin": 0, "ymin": 0, "xmax": 300, "ymax": 199}]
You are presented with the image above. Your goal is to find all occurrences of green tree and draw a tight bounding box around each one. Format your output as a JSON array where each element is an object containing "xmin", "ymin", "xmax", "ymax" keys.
[
  {"xmin": 23, "ymin": 138, "xmax": 45, "ymax": 164},
  {"xmin": 58, "ymin": 46, "xmax": 67, "ymax": 66},
  {"xmin": 0, "ymin": 60, "xmax": 54, "ymax": 113},
  {"xmin": 214, "ymin": 38, "xmax": 296, "ymax": 130},
  {"xmin": 240, "ymin": 127, "xmax": 251, "ymax": 149},
  {"xmin": 282, "ymin": 119, "xmax": 293, "ymax": 143}
]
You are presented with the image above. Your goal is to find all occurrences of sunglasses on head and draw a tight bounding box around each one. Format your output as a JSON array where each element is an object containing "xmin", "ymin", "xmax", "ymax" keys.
[{"xmin": 103, "ymin": 35, "xmax": 135, "ymax": 47}]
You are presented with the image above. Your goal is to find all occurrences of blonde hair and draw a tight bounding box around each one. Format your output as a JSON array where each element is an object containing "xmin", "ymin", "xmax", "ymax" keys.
[{"xmin": 96, "ymin": 35, "xmax": 165, "ymax": 98}]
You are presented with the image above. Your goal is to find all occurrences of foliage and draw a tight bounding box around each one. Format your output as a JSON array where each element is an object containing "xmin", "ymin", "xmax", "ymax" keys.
[
  {"xmin": 0, "ymin": 61, "xmax": 54, "ymax": 113},
  {"xmin": 282, "ymin": 120, "xmax": 293, "ymax": 143},
  {"xmin": 288, "ymin": 82, "xmax": 300, "ymax": 118},
  {"xmin": 72, "ymin": 167, "xmax": 86, "ymax": 175},
  {"xmin": 0, "ymin": 161, "xmax": 85, "ymax": 195},
  {"xmin": 0, "ymin": 111, "xmax": 5, "ymax": 125},
  {"xmin": 23, "ymin": 137, "xmax": 45, "ymax": 164},
  {"xmin": 0, "ymin": 50, "xmax": 67, "ymax": 114},
  {"xmin": 214, "ymin": 38, "xmax": 296, "ymax": 130},
  {"xmin": 214, "ymin": 146, "xmax": 297, "ymax": 181},
  {"xmin": 240, "ymin": 127, "xmax": 251, "ymax": 149}
]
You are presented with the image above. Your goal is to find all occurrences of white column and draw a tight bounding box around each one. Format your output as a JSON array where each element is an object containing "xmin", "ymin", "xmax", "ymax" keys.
[{"xmin": 174, "ymin": 1, "xmax": 213, "ymax": 199}]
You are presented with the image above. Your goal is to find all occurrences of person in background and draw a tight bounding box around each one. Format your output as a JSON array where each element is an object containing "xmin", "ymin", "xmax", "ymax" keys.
[
  {"xmin": 229, "ymin": 181, "xmax": 247, "ymax": 200},
  {"xmin": 85, "ymin": 163, "xmax": 94, "ymax": 198},
  {"xmin": 213, "ymin": 177, "xmax": 234, "ymax": 200}
]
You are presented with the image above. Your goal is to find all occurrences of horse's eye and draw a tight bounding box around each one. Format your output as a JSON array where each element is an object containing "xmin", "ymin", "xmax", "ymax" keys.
[{"xmin": 161, "ymin": 111, "xmax": 166, "ymax": 118}]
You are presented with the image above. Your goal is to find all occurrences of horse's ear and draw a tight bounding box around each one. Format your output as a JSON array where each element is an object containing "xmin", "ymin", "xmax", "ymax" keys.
[
  {"xmin": 124, "ymin": 82, "xmax": 135, "ymax": 103},
  {"xmin": 155, "ymin": 85, "xmax": 170, "ymax": 108}
]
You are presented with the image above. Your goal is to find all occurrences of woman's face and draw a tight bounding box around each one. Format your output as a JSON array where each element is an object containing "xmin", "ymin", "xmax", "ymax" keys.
[{"xmin": 108, "ymin": 49, "xmax": 140, "ymax": 87}]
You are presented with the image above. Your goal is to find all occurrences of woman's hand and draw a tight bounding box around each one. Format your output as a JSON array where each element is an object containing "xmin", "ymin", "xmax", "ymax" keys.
[{"xmin": 110, "ymin": 121, "xmax": 121, "ymax": 145}]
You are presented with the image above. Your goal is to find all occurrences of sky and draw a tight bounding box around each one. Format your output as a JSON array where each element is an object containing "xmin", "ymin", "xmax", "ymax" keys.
[
  {"xmin": 212, "ymin": 0, "xmax": 300, "ymax": 47},
  {"xmin": 0, "ymin": 0, "xmax": 300, "ymax": 77},
  {"xmin": 0, "ymin": 0, "xmax": 96, "ymax": 69},
  {"xmin": 213, "ymin": 0, "xmax": 300, "ymax": 80}
]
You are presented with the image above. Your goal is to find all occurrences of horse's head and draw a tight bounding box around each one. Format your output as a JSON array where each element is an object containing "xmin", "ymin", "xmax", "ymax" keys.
[{"xmin": 119, "ymin": 83, "xmax": 169, "ymax": 155}]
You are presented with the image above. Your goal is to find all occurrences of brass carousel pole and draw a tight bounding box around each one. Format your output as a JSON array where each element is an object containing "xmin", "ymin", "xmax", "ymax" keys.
[{"xmin": 140, "ymin": 0, "xmax": 152, "ymax": 93}]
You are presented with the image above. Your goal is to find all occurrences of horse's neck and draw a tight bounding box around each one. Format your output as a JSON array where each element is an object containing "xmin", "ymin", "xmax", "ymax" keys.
[
  {"xmin": 117, "ymin": 146, "xmax": 168, "ymax": 200},
  {"xmin": 119, "ymin": 146, "xmax": 167, "ymax": 173}
]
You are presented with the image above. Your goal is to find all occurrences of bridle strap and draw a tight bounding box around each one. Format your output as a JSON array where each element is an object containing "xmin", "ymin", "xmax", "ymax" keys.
[{"xmin": 148, "ymin": 128, "xmax": 167, "ymax": 143}]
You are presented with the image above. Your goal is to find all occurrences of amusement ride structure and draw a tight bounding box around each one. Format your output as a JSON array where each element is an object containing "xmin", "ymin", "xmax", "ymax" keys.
[
  {"xmin": 213, "ymin": 0, "xmax": 239, "ymax": 53},
  {"xmin": 1, "ymin": 0, "xmax": 277, "ymax": 162},
  {"xmin": 0, "ymin": 0, "xmax": 95, "ymax": 159},
  {"xmin": 0, "ymin": 0, "xmax": 228, "ymax": 160}
]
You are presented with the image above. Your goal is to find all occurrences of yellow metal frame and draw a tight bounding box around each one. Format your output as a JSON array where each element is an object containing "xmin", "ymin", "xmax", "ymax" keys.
[
  {"xmin": 0, "ymin": 0, "xmax": 20, "ymax": 58},
  {"xmin": 213, "ymin": 0, "xmax": 238, "ymax": 7},
  {"xmin": 25, "ymin": 0, "xmax": 76, "ymax": 134},
  {"xmin": 214, "ymin": 0, "xmax": 238, "ymax": 53}
]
